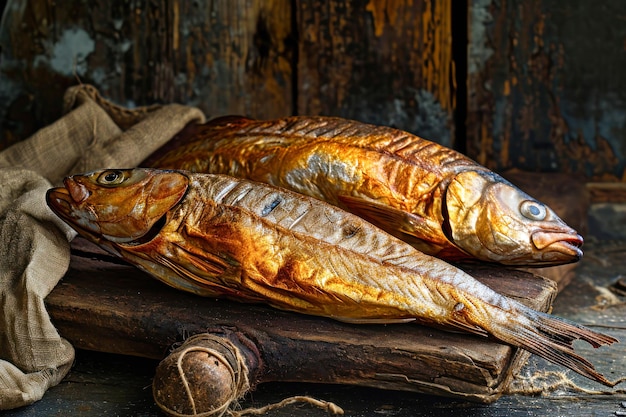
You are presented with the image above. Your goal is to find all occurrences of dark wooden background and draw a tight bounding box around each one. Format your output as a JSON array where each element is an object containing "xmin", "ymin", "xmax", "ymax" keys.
[
  {"xmin": 1, "ymin": 0, "xmax": 625, "ymax": 181},
  {"xmin": 467, "ymin": 0, "xmax": 626, "ymax": 180}
]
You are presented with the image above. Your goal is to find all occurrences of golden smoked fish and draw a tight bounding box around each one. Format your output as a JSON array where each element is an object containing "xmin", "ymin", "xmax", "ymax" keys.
[
  {"xmin": 47, "ymin": 168, "xmax": 616, "ymax": 386},
  {"xmin": 146, "ymin": 116, "xmax": 583, "ymax": 266}
]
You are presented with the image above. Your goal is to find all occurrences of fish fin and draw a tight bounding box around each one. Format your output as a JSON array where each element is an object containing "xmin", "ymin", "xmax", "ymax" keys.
[
  {"xmin": 180, "ymin": 248, "xmax": 232, "ymax": 276},
  {"xmin": 494, "ymin": 305, "xmax": 619, "ymax": 387},
  {"xmin": 443, "ymin": 319, "xmax": 490, "ymax": 338},
  {"xmin": 336, "ymin": 195, "xmax": 422, "ymax": 234},
  {"xmin": 337, "ymin": 195, "xmax": 447, "ymax": 248},
  {"xmin": 119, "ymin": 250, "xmax": 226, "ymax": 297},
  {"xmin": 151, "ymin": 253, "xmax": 229, "ymax": 295},
  {"xmin": 337, "ymin": 195, "xmax": 419, "ymax": 230},
  {"xmin": 143, "ymin": 249, "xmax": 252, "ymax": 301},
  {"xmin": 334, "ymin": 317, "xmax": 417, "ymax": 324},
  {"xmin": 166, "ymin": 239, "xmax": 241, "ymax": 275}
]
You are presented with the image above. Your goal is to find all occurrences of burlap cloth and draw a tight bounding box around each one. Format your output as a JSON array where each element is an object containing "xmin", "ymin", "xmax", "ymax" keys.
[{"xmin": 0, "ymin": 84, "xmax": 205, "ymax": 409}]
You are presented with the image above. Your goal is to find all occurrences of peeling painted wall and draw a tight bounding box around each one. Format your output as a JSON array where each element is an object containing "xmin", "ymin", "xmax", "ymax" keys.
[{"xmin": 0, "ymin": 0, "xmax": 295, "ymax": 149}]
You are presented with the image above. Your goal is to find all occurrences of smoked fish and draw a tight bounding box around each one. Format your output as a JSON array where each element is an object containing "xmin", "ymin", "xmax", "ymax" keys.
[
  {"xmin": 47, "ymin": 168, "xmax": 617, "ymax": 386},
  {"xmin": 146, "ymin": 116, "xmax": 583, "ymax": 266}
]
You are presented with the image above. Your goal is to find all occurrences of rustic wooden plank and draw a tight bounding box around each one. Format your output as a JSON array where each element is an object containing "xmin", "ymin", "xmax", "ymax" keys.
[
  {"xmin": 467, "ymin": 0, "xmax": 626, "ymax": 180},
  {"xmin": 0, "ymin": 0, "xmax": 294, "ymax": 150},
  {"xmin": 587, "ymin": 182, "xmax": 626, "ymax": 204},
  {"xmin": 586, "ymin": 183, "xmax": 626, "ymax": 240},
  {"xmin": 296, "ymin": 0, "xmax": 456, "ymax": 147},
  {"xmin": 45, "ymin": 238, "xmax": 557, "ymax": 404}
]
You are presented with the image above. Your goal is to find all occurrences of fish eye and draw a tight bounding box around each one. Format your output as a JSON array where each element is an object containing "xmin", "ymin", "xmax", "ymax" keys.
[
  {"xmin": 97, "ymin": 170, "xmax": 126, "ymax": 186},
  {"xmin": 519, "ymin": 200, "xmax": 547, "ymax": 221}
]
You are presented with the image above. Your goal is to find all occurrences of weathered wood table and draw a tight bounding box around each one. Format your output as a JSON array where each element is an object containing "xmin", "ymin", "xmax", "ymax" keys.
[{"xmin": 49, "ymin": 238, "xmax": 555, "ymax": 402}]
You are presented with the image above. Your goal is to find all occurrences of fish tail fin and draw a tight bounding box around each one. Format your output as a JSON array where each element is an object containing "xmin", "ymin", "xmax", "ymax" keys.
[{"xmin": 486, "ymin": 303, "xmax": 618, "ymax": 386}]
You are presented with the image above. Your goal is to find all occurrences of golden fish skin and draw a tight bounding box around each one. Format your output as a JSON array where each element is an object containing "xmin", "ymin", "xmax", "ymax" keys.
[
  {"xmin": 145, "ymin": 116, "xmax": 583, "ymax": 266},
  {"xmin": 47, "ymin": 168, "xmax": 616, "ymax": 386}
]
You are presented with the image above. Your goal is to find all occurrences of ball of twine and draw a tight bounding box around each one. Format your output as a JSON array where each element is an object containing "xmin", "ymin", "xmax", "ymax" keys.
[
  {"xmin": 153, "ymin": 333, "xmax": 248, "ymax": 417},
  {"xmin": 153, "ymin": 333, "xmax": 343, "ymax": 417}
]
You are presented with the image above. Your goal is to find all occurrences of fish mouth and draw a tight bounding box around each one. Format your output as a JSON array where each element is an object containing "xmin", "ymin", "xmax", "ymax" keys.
[
  {"xmin": 531, "ymin": 230, "xmax": 584, "ymax": 263},
  {"xmin": 63, "ymin": 177, "xmax": 91, "ymax": 203},
  {"xmin": 46, "ymin": 177, "xmax": 90, "ymax": 211},
  {"xmin": 47, "ymin": 185, "xmax": 104, "ymax": 242},
  {"xmin": 46, "ymin": 187, "xmax": 73, "ymax": 217}
]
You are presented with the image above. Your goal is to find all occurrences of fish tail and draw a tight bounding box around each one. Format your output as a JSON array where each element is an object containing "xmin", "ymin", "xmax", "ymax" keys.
[{"xmin": 487, "ymin": 303, "xmax": 618, "ymax": 386}]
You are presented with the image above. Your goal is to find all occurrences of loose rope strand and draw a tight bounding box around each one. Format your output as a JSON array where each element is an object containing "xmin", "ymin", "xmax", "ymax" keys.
[
  {"xmin": 507, "ymin": 370, "xmax": 626, "ymax": 396},
  {"xmin": 229, "ymin": 395, "xmax": 344, "ymax": 416}
]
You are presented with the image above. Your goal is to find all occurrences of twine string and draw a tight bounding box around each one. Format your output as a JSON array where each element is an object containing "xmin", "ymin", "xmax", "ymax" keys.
[{"xmin": 230, "ymin": 395, "xmax": 344, "ymax": 416}]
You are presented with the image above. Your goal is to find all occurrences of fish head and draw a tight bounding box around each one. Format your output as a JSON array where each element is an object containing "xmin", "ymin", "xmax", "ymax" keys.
[
  {"xmin": 444, "ymin": 170, "xmax": 583, "ymax": 266},
  {"xmin": 46, "ymin": 168, "xmax": 188, "ymax": 245}
]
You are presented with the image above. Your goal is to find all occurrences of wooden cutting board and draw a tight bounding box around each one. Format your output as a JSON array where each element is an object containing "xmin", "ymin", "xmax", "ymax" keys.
[{"xmin": 45, "ymin": 237, "xmax": 558, "ymax": 404}]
